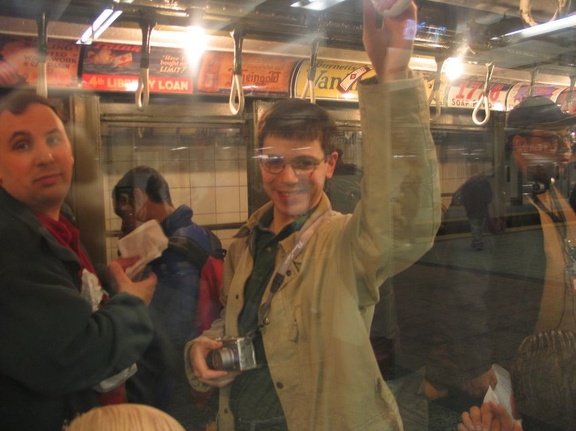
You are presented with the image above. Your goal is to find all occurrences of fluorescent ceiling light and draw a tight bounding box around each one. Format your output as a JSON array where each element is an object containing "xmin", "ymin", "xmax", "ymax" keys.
[
  {"xmin": 442, "ymin": 57, "xmax": 464, "ymax": 81},
  {"xmin": 291, "ymin": 0, "xmax": 348, "ymax": 11},
  {"xmin": 492, "ymin": 14, "xmax": 576, "ymax": 44},
  {"xmin": 77, "ymin": 8, "xmax": 123, "ymax": 45}
]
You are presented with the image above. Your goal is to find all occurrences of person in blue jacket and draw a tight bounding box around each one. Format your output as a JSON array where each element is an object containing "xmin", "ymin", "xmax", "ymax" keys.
[{"xmin": 113, "ymin": 166, "xmax": 223, "ymax": 430}]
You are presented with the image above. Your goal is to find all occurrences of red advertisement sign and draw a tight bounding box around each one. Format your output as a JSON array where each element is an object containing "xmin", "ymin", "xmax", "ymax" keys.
[
  {"xmin": 0, "ymin": 35, "xmax": 81, "ymax": 88},
  {"xmin": 82, "ymin": 74, "xmax": 192, "ymax": 93},
  {"xmin": 197, "ymin": 51, "xmax": 296, "ymax": 96},
  {"xmin": 446, "ymin": 77, "xmax": 514, "ymax": 111},
  {"xmin": 81, "ymin": 42, "xmax": 193, "ymax": 94}
]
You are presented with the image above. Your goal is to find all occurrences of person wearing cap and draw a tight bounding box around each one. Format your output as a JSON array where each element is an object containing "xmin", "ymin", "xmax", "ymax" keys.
[
  {"xmin": 419, "ymin": 96, "xmax": 576, "ymax": 424},
  {"xmin": 505, "ymin": 95, "xmax": 576, "ymax": 332}
]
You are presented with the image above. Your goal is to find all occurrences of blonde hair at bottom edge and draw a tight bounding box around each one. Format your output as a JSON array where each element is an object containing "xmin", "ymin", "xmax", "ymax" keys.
[{"xmin": 66, "ymin": 404, "xmax": 186, "ymax": 431}]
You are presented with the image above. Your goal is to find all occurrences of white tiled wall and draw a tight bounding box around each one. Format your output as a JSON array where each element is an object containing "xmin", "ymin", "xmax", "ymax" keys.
[{"xmin": 102, "ymin": 126, "xmax": 248, "ymax": 263}]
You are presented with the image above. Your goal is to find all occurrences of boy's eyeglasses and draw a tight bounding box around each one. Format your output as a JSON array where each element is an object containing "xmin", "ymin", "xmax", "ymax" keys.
[
  {"xmin": 522, "ymin": 133, "xmax": 574, "ymax": 151},
  {"xmin": 257, "ymin": 154, "xmax": 327, "ymax": 175}
]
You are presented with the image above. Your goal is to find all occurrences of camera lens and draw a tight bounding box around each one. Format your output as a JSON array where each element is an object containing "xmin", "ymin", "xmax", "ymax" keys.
[{"xmin": 207, "ymin": 347, "xmax": 237, "ymax": 371}]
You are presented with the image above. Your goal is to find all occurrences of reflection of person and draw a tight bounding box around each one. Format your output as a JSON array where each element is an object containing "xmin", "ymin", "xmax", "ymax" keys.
[
  {"xmin": 506, "ymin": 96, "xmax": 576, "ymax": 332},
  {"xmin": 0, "ymin": 91, "xmax": 156, "ymax": 431},
  {"xmin": 458, "ymin": 175, "xmax": 493, "ymax": 251},
  {"xmin": 68, "ymin": 404, "xmax": 186, "ymax": 431},
  {"xmin": 185, "ymin": 2, "xmax": 441, "ymax": 430},
  {"xmin": 423, "ymin": 96, "xmax": 576, "ymax": 426},
  {"xmin": 112, "ymin": 166, "xmax": 223, "ymax": 430},
  {"xmin": 458, "ymin": 330, "xmax": 576, "ymax": 431}
]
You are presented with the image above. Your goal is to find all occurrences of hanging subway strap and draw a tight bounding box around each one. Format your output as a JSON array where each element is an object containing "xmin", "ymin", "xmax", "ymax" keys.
[{"xmin": 246, "ymin": 210, "xmax": 331, "ymax": 341}]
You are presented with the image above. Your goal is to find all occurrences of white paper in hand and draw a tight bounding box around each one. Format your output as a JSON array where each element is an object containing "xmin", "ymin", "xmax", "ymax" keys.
[
  {"xmin": 483, "ymin": 363, "xmax": 514, "ymax": 418},
  {"xmin": 117, "ymin": 220, "xmax": 168, "ymax": 279}
]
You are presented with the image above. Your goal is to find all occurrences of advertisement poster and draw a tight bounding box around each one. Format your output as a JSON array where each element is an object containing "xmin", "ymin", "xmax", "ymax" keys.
[
  {"xmin": 82, "ymin": 42, "xmax": 193, "ymax": 94},
  {"xmin": 292, "ymin": 59, "xmax": 376, "ymax": 102},
  {"xmin": 0, "ymin": 35, "xmax": 81, "ymax": 88},
  {"xmin": 556, "ymin": 89, "xmax": 576, "ymax": 113},
  {"xmin": 421, "ymin": 70, "xmax": 440, "ymax": 105},
  {"xmin": 446, "ymin": 77, "xmax": 514, "ymax": 111},
  {"xmin": 506, "ymin": 83, "xmax": 566, "ymax": 109},
  {"xmin": 197, "ymin": 51, "xmax": 296, "ymax": 97}
]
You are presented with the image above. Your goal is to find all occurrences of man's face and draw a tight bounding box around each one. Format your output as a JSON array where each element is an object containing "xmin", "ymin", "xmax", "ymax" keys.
[
  {"xmin": 113, "ymin": 187, "xmax": 138, "ymax": 237},
  {"xmin": 0, "ymin": 103, "xmax": 74, "ymax": 218},
  {"xmin": 515, "ymin": 128, "xmax": 573, "ymax": 164},
  {"xmin": 513, "ymin": 128, "xmax": 574, "ymax": 182},
  {"xmin": 259, "ymin": 134, "xmax": 337, "ymax": 226}
]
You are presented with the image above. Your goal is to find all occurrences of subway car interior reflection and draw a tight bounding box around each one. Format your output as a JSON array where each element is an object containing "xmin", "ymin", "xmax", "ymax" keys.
[{"xmin": 1, "ymin": 0, "xmax": 576, "ymax": 430}]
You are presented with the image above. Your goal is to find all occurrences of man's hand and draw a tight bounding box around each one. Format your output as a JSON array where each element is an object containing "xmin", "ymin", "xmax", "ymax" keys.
[
  {"xmin": 108, "ymin": 259, "xmax": 157, "ymax": 305},
  {"xmin": 458, "ymin": 402, "xmax": 522, "ymax": 431},
  {"xmin": 463, "ymin": 368, "xmax": 497, "ymax": 398},
  {"xmin": 190, "ymin": 336, "xmax": 239, "ymax": 388},
  {"xmin": 363, "ymin": 0, "xmax": 417, "ymax": 83}
]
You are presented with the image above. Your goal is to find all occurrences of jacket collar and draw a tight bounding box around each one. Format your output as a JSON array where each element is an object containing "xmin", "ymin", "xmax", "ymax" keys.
[
  {"xmin": 0, "ymin": 187, "xmax": 81, "ymax": 265},
  {"xmin": 235, "ymin": 193, "xmax": 333, "ymax": 242}
]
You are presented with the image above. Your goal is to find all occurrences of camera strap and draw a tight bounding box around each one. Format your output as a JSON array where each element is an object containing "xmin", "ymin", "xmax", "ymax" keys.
[
  {"xmin": 532, "ymin": 186, "xmax": 576, "ymax": 297},
  {"xmin": 246, "ymin": 209, "xmax": 331, "ymax": 341}
]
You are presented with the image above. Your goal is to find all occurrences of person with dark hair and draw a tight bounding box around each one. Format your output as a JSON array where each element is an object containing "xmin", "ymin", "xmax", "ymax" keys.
[
  {"xmin": 458, "ymin": 330, "xmax": 576, "ymax": 431},
  {"xmin": 112, "ymin": 166, "xmax": 224, "ymax": 430},
  {"xmin": 113, "ymin": 166, "xmax": 174, "ymax": 236},
  {"xmin": 0, "ymin": 90, "xmax": 156, "ymax": 431},
  {"xmin": 185, "ymin": 2, "xmax": 441, "ymax": 430},
  {"xmin": 511, "ymin": 330, "xmax": 576, "ymax": 430},
  {"xmin": 457, "ymin": 175, "xmax": 493, "ymax": 251}
]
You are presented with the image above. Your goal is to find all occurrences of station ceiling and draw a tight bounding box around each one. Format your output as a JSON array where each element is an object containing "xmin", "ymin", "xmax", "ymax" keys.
[{"xmin": 0, "ymin": 0, "xmax": 575, "ymax": 74}]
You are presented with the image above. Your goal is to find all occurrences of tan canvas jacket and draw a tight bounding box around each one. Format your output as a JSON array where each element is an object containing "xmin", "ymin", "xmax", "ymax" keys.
[{"xmin": 185, "ymin": 76, "xmax": 441, "ymax": 431}]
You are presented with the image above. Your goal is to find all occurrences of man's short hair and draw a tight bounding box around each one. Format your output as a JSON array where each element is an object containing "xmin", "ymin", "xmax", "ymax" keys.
[
  {"xmin": 112, "ymin": 166, "xmax": 172, "ymax": 205},
  {"xmin": 0, "ymin": 89, "xmax": 64, "ymax": 122},
  {"xmin": 256, "ymin": 98, "xmax": 337, "ymax": 155},
  {"xmin": 511, "ymin": 330, "xmax": 576, "ymax": 431}
]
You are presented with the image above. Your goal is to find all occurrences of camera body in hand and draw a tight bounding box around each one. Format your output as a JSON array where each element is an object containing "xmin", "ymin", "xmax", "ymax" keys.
[{"xmin": 207, "ymin": 337, "xmax": 257, "ymax": 372}]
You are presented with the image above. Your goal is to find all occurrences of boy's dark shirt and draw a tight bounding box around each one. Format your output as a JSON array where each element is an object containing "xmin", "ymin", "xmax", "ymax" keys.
[{"xmin": 231, "ymin": 209, "xmax": 304, "ymax": 423}]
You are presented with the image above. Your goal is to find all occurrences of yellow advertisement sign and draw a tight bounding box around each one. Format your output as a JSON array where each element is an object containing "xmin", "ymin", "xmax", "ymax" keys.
[{"xmin": 292, "ymin": 59, "xmax": 375, "ymax": 102}]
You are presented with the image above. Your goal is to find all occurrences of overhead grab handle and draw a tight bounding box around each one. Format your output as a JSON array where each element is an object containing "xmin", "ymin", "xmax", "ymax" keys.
[
  {"xmin": 528, "ymin": 68, "xmax": 538, "ymax": 97},
  {"xmin": 472, "ymin": 62, "xmax": 494, "ymax": 126},
  {"xmin": 566, "ymin": 75, "xmax": 576, "ymax": 111},
  {"xmin": 136, "ymin": 19, "xmax": 154, "ymax": 111},
  {"xmin": 519, "ymin": 0, "xmax": 568, "ymax": 27},
  {"xmin": 229, "ymin": 27, "xmax": 245, "ymax": 116},
  {"xmin": 300, "ymin": 38, "xmax": 320, "ymax": 104},
  {"xmin": 428, "ymin": 56, "xmax": 445, "ymax": 122},
  {"xmin": 36, "ymin": 12, "xmax": 48, "ymax": 98}
]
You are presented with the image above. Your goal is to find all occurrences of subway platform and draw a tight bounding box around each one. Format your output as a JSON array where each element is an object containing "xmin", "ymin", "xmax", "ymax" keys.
[{"xmin": 388, "ymin": 204, "xmax": 548, "ymax": 430}]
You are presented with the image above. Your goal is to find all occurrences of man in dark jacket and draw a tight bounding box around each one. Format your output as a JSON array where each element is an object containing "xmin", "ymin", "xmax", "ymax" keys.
[
  {"xmin": 0, "ymin": 90, "xmax": 156, "ymax": 431},
  {"xmin": 458, "ymin": 175, "xmax": 493, "ymax": 251}
]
